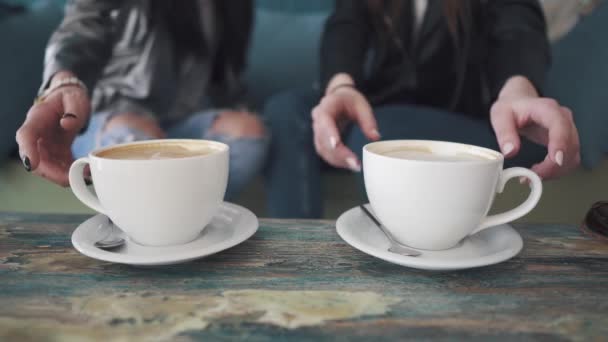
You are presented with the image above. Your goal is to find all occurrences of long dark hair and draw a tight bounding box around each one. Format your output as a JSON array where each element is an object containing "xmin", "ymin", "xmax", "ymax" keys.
[
  {"xmin": 154, "ymin": 0, "xmax": 253, "ymax": 76},
  {"xmin": 156, "ymin": 0, "xmax": 207, "ymax": 56}
]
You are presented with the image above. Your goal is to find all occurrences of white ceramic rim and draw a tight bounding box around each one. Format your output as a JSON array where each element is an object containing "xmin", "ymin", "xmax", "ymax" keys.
[{"xmin": 364, "ymin": 140, "xmax": 504, "ymax": 165}]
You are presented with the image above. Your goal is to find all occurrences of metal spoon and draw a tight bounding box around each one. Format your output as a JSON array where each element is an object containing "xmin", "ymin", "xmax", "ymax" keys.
[
  {"xmin": 359, "ymin": 205, "xmax": 421, "ymax": 257},
  {"xmin": 94, "ymin": 217, "xmax": 125, "ymax": 250}
]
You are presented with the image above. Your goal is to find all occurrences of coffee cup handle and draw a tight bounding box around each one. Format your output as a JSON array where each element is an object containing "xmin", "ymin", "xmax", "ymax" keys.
[
  {"xmin": 470, "ymin": 167, "xmax": 542, "ymax": 236},
  {"xmin": 69, "ymin": 157, "xmax": 107, "ymax": 215}
]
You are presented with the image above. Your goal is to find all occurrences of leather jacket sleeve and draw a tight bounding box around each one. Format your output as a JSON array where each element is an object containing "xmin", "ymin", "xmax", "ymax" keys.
[
  {"xmin": 485, "ymin": 0, "xmax": 551, "ymax": 99},
  {"xmin": 320, "ymin": 0, "xmax": 371, "ymax": 92},
  {"xmin": 40, "ymin": 0, "xmax": 124, "ymax": 95}
]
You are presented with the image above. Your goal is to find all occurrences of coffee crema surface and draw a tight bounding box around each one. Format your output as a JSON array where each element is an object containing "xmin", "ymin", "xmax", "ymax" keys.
[
  {"xmin": 97, "ymin": 143, "xmax": 214, "ymax": 160},
  {"xmin": 381, "ymin": 147, "xmax": 493, "ymax": 162}
]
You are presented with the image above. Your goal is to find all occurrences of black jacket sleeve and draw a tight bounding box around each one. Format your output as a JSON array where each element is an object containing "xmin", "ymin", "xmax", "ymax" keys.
[
  {"xmin": 320, "ymin": 0, "xmax": 372, "ymax": 91},
  {"xmin": 485, "ymin": 0, "xmax": 551, "ymax": 99}
]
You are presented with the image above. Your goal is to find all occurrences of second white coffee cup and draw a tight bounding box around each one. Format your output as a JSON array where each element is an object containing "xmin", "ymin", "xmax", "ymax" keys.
[{"xmin": 363, "ymin": 140, "xmax": 542, "ymax": 251}]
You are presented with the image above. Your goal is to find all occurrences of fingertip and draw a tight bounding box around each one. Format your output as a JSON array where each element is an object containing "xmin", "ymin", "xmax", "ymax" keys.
[
  {"xmin": 22, "ymin": 156, "xmax": 32, "ymax": 172},
  {"xmin": 370, "ymin": 129, "xmax": 381, "ymax": 141},
  {"xmin": 17, "ymin": 140, "xmax": 40, "ymax": 172},
  {"xmin": 554, "ymin": 150, "xmax": 564, "ymax": 167},
  {"xmin": 59, "ymin": 113, "xmax": 83, "ymax": 133},
  {"xmin": 501, "ymin": 142, "xmax": 515, "ymax": 156},
  {"xmin": 329, "ymin": 136, "xmax": 338, "ymax": 150},
  {"xmin": 311, "ymin": 106, "xmax": 321, "ymax": 120},
  {"xmin": 501, "ymin": 142, "xmax": 522, "ymax": 159},
  {"xmin": 334, "ymin": 144, "xmax": 361, "ymax": 172},
  {"xmin": 346, "ymin": 157, "xmax": 361, "ymax": 172}
]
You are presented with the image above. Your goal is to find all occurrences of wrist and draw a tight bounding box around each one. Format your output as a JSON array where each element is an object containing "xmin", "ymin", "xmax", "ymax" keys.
[
  {"xmin": 325, "ymin": 73, "xmax": 355, "ymax": 96},
  {"xmin": 498, "ymin": 76, "xmax": 539, "ymax": 100},
  {"xmin": 327, "ymin": 83, "xmax": 357, "ymax": 95},
  {"xmin": 50, "ymin": 71, "xmax": 78, "ymax": 88},
  {"xmin": 36, "ymin": 71, "xmax": 88, "ymax": 104}
]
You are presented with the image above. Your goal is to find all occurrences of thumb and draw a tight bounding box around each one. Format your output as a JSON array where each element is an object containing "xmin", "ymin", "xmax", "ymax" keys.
[
  {"xmin": 490, "ymin": 102, "xmax": 521, "ymax": 157},
  {"xmin": 59, "ymin": 88, "xmax": 91, "ymax": 134}
]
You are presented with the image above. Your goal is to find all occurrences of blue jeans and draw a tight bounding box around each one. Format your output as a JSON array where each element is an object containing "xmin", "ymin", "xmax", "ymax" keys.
[
  {"xmin": 73, "ymin": 110, "xmax": 268, "ymax": 201},
  {"xmin": 263, "ymin": 89, "xmax": 547, "ymax": 218}
]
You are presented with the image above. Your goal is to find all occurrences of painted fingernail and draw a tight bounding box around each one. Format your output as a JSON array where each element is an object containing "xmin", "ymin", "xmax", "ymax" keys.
[
  {"xmin": 502, "ymin": 142, "xmax": 514, "ymax": 156},
  {"xmin": 555, "ymin": 150, "xmax": 564, "ymax": 166},
  {"xmin": 346, "ymin": 157, "xmax": 361, "ymax": 172},
  {"xmin": 22, "ymin": 156, "xmax": 31, "ymax": 172},
  {"xmin": 62, "ymin": 113, "xmax": 77, "ymax": 119},
  {"xmin": 329, "ymin": 136, "xmax": 338, "ymax": 150}
]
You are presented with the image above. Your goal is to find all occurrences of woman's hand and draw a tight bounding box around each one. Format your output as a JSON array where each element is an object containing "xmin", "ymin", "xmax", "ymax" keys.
[
  {"xmin": 15, "ymin": 71, "xmax": 91, "ymax": 186},
  {"xmin": 491, "ymin": 76, "xmax": 580, "ymax": 179},
  {"xmin": 311, "ymin": 74, "xmax": 380, "ymax": 171}
]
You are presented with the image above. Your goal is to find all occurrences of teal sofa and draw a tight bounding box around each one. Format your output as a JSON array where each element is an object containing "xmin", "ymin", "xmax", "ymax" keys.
[{"xmin": 0, "ymin": 0, "xmax": 606, "ymax": 224}]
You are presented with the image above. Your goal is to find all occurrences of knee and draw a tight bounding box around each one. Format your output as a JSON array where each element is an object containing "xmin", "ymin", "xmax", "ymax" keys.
[
  {"xmin": 104, "ymin": 112, "xmax": 165, "ymax": 139},
  {"xmin": 210, "ymin": 111, "xmax": 267, "ymax": 139},
  {"xmin": 220, "ymin": 124, "xmax": 270, "ymax": 200}
]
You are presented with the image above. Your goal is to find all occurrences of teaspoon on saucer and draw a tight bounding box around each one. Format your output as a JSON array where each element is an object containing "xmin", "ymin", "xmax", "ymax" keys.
[
  {"xmin": 94, "ymin": 217, "xmax": 125, "ymax": 250},
  {"xmin": 359, "ymin": 205, "xmax": 421, "ymax": 257}
]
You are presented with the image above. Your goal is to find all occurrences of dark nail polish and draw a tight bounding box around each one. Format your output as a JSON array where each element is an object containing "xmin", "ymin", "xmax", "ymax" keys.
[
  {"xmin": 62, "ymin": 113, "xmax": 77, "ymax": 119},
  {"xmin": 22, "ymin": 156, "xmax": 31, "ymax": 172},
  {"xmin": 85, "ymin": 178, "xmax": 93, "ymax": 186}
]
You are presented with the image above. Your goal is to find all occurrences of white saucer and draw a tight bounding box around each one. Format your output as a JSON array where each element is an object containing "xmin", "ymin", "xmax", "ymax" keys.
[
  {"xmin": 336, "ymin": 205, "xmax": 523, "ymax": 271},
  {"xmin": 72, "ymin": 202, "xmax": 258, "ymax": 266}
]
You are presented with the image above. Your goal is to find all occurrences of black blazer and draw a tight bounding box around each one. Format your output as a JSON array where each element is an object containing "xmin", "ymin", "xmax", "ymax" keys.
[{"xmin": 320, "ymin": 0, "xmax": 550, "ymax": 117}]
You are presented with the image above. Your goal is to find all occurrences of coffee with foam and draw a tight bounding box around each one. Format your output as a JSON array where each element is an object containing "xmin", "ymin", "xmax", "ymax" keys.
[
  {"xmin": 381, "ymin": 147, "xmax": 493, "ymax": 162},
  {"xmin": 69, "ymin": 139, "xmax": 229, "ymax": 246},
  {"xmin": 363, "ymin": 140, "xmax": 542, "ymax": 250},
  {"xmin": 97, "ymin": 142, "xmax": 213, "ymax": 160}
]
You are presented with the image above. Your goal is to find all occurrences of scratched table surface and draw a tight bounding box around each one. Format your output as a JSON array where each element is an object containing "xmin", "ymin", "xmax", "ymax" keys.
[{"xmin": 0, "ymin": 213, "xmax": 607, "ymax": 341}]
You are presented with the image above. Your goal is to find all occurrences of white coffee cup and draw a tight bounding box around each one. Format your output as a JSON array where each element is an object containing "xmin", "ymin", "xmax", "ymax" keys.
[
  {"xmin": 363, "ymin": 140, "xmax": 542, "ymax": 251},
  {"xmin": 69, "ymin": 139, "xmax": 229, "ymax": 246}
]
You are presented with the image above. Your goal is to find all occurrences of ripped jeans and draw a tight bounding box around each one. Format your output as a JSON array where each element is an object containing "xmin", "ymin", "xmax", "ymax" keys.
[{"xmin": 72, "ymin": 110, "xmax": 268, "ymax": 200}]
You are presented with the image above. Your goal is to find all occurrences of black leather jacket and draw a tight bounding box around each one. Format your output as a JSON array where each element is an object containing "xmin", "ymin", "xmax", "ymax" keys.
[{"xmin": 41, "ymin": 0, "xmax": 253, "ymax": 123}]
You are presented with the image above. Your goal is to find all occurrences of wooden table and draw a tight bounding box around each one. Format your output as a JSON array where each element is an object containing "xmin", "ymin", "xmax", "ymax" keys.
[{"xmin": 0, "ymin": 213, "xmax": 607, "ymax": 341}]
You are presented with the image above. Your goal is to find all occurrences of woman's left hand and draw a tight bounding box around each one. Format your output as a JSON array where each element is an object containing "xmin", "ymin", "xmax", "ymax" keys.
[{"xmin": 490, "ymin": 76, "xmax": 580, "ymax": 180}]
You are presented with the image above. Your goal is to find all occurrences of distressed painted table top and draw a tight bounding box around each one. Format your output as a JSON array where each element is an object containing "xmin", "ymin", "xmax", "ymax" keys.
[{"xmin": 0, "ymin": 213, "xmax": 607, "ymax": 341}]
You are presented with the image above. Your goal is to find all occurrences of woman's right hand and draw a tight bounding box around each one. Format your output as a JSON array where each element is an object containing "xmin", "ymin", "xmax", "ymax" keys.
[
  {"xmin": 15, "ymin": 72, "xmax": 91, "ymax": 186},
  {"xmin": 311, "ymin": 78, "xmax": 380, "ymax": 171}
]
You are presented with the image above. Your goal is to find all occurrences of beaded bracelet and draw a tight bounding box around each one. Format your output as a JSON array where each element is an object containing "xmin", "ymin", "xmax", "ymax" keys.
[
  {"xmin": 327, "ymin": 83, "xmax": 356, "ymax": 95},
  {"xmin": 34, "ymin": 77, "xmax": 87, "ymax": 104}
]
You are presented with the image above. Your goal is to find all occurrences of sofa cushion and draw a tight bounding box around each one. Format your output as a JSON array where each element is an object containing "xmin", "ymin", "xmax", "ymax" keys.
[
  {"xmin": 0, "ymin": 0, "xmax": 63, "ymax": 160},
  {"xmin": 245, "ymin": 0, "xmax": 332, "ymax": 108},
  {"xmin": 545, "ymin": 3, "xmax": 608, "ymax": 169}
]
